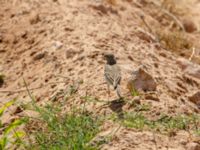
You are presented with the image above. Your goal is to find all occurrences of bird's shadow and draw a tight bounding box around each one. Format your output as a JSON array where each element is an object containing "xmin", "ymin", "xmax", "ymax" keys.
[{"xmin": 108, "ymin": 98, "xmax": 125, "ymax": 119}]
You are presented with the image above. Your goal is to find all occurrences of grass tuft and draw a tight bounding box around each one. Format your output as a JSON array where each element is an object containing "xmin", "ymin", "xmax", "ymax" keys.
[
  {"xmin": 121, "ymin": 112, "xmax": 200, "ymax": 134},
  {"xmin": 26, "ymin": 101, "xmax": 102, "ymax": 150},
  {"xmin": 0, "ymin": 99, "xmax": 28, "ymax": 150},
  {"xmin": 157, "ymin": 30, "xmax": 193, "ymax": 52}
]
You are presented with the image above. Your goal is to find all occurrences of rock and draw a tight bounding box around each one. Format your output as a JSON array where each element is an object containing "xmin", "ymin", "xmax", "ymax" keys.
[
  {"xmin": 33, "ymin": 52, "xmax": 46, "ymax": 60},
  {"xmin": 0, "ymin": 49, "xmax": 5, "ymax": 53},
  {"xmin": 0, "ymin": 75, "xmax": 4, "ymax": 88},
  {"xmin": 0, "ymin": 34, "xmax": 3, "ymax": 43},
  {"xmin": 29, "ymin": 12, "xmax": 40, "ymax": 24},
  {"xmin": 189, "ymin": 91, "xmax": 200, "ymax": 108},
  {"xmin": 177, "ymin": 58, "xmax": 200, "ymax": 79},
  {"xmin": 3, "ymin": 34, "xmax": 18, "ymax": 44},
  {"xmin": 183, "ymin": 19, "xmax": 197, "ymax": 33},
  {"xmin": 53, "ymin": 41, "xmax": 63, "ymax": 50},
  {"xmin": 20, "ymin": 30, "xmax": 28, "ymax": 39},
  {"xmin": 127, "ymin": 55, "xmax": 134, "ymax": 61},
  {"xmin": 90, "ymin": 5, "xmax": 108, "ymax": 14},
  {"xmin": 64, "ymin": 27, "xmax": 74, "ymax": 32},
  {"xmin": 186, "ymin": 142, "xmax": 200, "ymax": 150},
  {"xmin": 145, "ymin": 93, "xmax": 160, "ymax": 101},
  {"xmin": 127, "ymin": 67, "xmax": 157, "ymax": 92},
  {"xmin": 133, "ymin": 96, "xmax": 141, "ymax": 104},
  {"xmin": 66, "ymin": 49, "xmax": 76, "ymax": 59},
  {"xmin": 12, "ymin": 106, "xmax": 23, "ymax": 115}
]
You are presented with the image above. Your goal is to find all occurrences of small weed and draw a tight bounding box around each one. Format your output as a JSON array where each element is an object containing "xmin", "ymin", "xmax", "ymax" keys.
[
  {"xmin": 0, "ymin": 99, "xmax": 28, "ymax": 150},
  {"xmin": 135, "ymin": 103, "xmax": 151, "ymax": 112},
  {"xmin": 26, "ymin": 101, "xmax": 102, "ymax": 150},
  {"xmin": 195, "ymin": 129, "xmax": 200, "ymax": 136},
  {"xmin": 81, "ymin": 95, "xmax": 98, "ymax": 103},
  {"xmin": 81, "ymin": 95, "xmax": 106, "ymax": 104},
  {"xmin": 122, "ymin": 112, "xmax": 148, "ymax": 129},
  {"xmin": 131, "ymin": 88, "xmax": 140, "ymax": 97},
  {"xmin": 121, "ymin": 112, "xmax": 200, "ymax": 134},
  {"xmin": 21, "ymin": 78, "xmax": 103, "ymax": 150},
  {"xmin": 155, "ymin": 114, "xmax": 190, "ymax": 130},
  {"xmin": 157, "ymin": 30, "xmax": 193, "ymax": 52}
]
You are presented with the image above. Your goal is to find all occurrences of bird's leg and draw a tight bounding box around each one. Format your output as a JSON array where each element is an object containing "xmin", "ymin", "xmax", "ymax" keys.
[{"xmin": 116, "ymin": 86, "xmax": 122, "ymax": 100}]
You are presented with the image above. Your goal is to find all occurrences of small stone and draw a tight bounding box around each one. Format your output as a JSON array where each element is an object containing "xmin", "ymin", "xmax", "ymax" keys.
[
  {"xmin": 29, "ymin": 12, "xmax": 40, "ymax": 24},
  {"xmin": 188, "ymin": 91, "xmax": 200, "ymax": 108},
  {"xmin": 127, "ymin": 67, "xmax": 157, "ymax": 92},
  {"xmin": 145, "ymin": 93, "xmax": 160, "ymax": 101},
  {"xmin": 90, "ymin": 5, "xmax": 108, "ymax": 14},
  {"xmin": 186, "ymin": 142, "xmax": 200, "ymax": 150},
  {"xmin": 0, "ymin": 34, "xmax": 3, "ymax": 43},
  {"xmin": 183, "ymin": 19, "xmax": 197, "ymax": 33},
  {"xmin": 33, "ymin": 52, "xmax": 46, "ymax": 60},
  {"xmin": 3, "ymin": 34, "xmax": 18, "ymax": 44},
  {"xmin": 66, "ymin": 49, "xmax": 76, "ymax": 59},
  {"xmin": 64, "ymin": 27, "xmax": 74, "ymax": 32},
  {"xmin": 180, "ymin": 139, "xmax": 187, "ymax": 145},
  {"xmin": 133, "ymin": 96, "xmax": 141, "ymax": 104},
  {"xmin": 53, "ymin": 41, "xmax": 63, "ymax": 50},
  {"xmin": 0, "ymin": 77, "xmax": 4, "ymax": 88},
  {"xmin": 17, "ymin": 30, "xmax": 28, "ymax": 39},
  {"xmin": 0, "ymin": 49, "xmax": 6, "ymax": 53},
  {"xmin": 13, "ymin": 106, "xmax": 23, "ymax": 115},
  {"xmin": 128, "ymin": 55, "xmax": 134, "ymax": 61}
]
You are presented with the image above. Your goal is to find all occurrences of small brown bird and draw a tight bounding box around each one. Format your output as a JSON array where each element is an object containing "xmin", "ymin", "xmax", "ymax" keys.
[{"xmin": 104, "ymin": 53, "xmax": 122, "ymax": 98}]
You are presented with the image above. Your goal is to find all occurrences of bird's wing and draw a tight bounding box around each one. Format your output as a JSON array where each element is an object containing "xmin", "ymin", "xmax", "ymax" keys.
[
  {"xmin": 113, "ymin": 66, "xmax": 121, "ymax": 89},
  {"xmin": 104, "ymin": 65, "xmax": 121, "ymax": 89},
  {"xmin": 104, "ymin": 66, "xmax": 114, "ymax": 85}
]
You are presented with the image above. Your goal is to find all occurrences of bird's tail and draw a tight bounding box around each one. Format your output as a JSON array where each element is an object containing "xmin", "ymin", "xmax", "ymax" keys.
[{"xmin": 116, "ymin": 85, "xmax": 122, "ymax": 98}]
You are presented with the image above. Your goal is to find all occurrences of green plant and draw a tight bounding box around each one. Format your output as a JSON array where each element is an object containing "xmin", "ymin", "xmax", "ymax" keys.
[
  {"xmin": 22, "ymin": 78, "xmax": 103, "ymax": 149},
  {"xmin": 135, "ymin": 104, "xmax": 151, "ymax": 112},
  {"xmin": 131, "ymin": 88, "xmax": 139, "ymax": 97},
  {"xmin": 195, "ymin": 129, "xmax": 200, "ymax": 136},
  {"xmin": 0, "ymin": 99, "xmax": 28, "ymax": 150},
  {"xmin": 26, "ymin": 101, "xmax": 102, "ymax": 150},
  {"xmin": 122, "ymin": 112, "xmax": 148, "ymax": 129},
  {"xmin": 121, "ymin": 112, "xmax": 200, "ymax": 134}
]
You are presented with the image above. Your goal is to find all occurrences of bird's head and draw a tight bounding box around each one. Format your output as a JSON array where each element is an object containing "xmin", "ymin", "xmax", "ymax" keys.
[{"xmin": 104, "ymin": 53, "xmax": 116, "ymax": 65}]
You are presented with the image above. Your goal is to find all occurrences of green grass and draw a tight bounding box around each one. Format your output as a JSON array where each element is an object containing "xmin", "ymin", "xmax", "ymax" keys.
[
  {"xmin": 121, "ymin": 111, "xmax": 200, "ymax": 134},
  {"xmin": 0, "ymin": 97, "xmax": 103, "ymax": 150},
  {"xmin": 123, "ymin": 112, "xmax": 148, "ymax": 129},
  {"xmin": 1, "ymin": 78, "xmax": 199, "ymax": 150},
  {"xmin": 130, "ymin": 88, "xmax": 140, "ymax": 97},
  {"xmin": 0, "ymin": 99, "xmax": 28, "ymax": 150},
  {"xmin": 26, "ymin": 101, "xmax": 102, "ymax": 150},
  {"xmin": 21, "ymin": 78, "xmax": 103, "ymax": 150}
]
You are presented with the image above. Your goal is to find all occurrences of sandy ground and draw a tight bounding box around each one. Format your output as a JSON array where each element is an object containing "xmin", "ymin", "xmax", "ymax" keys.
[{"xmin": 0, "ymin": 0, "xmax": 200, "ymax": 149}]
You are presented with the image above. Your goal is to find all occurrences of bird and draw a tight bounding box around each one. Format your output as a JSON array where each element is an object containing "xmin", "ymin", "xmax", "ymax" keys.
[{"xmin": 104, "ymin": 53, "xmax": 122, "ymax": 99}]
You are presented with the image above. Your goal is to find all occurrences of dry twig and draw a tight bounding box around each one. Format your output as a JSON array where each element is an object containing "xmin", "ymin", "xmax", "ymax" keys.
[{"xmin": 189, "ymin": 47, "xmax": 195, "ymax": 61}]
